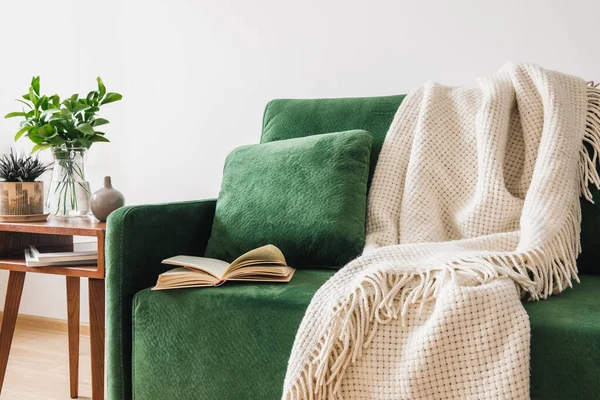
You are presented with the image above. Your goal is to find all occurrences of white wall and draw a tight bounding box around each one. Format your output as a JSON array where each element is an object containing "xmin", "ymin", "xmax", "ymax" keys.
[{"xmin": 0, "ymin": 0, "xmax": 598, "ymax": 323}]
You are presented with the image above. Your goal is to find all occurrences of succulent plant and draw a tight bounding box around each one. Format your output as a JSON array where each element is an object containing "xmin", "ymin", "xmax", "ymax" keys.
[{"xmin": 0, "ymin": 149, "xmax": 51, "ymax": 182}]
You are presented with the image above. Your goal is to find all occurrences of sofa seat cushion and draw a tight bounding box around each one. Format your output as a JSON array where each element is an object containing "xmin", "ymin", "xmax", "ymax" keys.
[
  {"xmin": 132, "ymin": 268, "xmax": 336, "ymax": 400},
  {"xmin": 132, "ymin": 271, "xmax": 600, "ymax": 400},
  {"xmin": 524, "ymin": 274, "xmax": 600, "ymax": 399}
]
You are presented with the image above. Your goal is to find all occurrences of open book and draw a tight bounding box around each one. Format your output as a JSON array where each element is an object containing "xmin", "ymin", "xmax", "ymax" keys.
[{"xmin": 153, "ymin": 244, "xmax": 295, "ymax": 290}]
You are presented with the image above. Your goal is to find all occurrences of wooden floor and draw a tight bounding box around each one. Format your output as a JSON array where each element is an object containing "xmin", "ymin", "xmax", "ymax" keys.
[{"xmin": 1, "ymin": 315, "xmax": 92, "ymax": 400}]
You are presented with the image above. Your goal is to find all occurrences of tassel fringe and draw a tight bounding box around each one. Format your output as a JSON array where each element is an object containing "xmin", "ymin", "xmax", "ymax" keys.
[
  {"xmin": 285, "ymin": 82, "xmax": 600, "ymax": 400},
  {"xmin": 285, "ymin": 203, "xmax": 581, "ymax": 399}
]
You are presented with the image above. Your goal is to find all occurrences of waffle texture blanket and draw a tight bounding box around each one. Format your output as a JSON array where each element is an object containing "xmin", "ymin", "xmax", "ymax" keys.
[{"xmin": 282, "ymin": 63, "xmax": 600, "ymax": 399}]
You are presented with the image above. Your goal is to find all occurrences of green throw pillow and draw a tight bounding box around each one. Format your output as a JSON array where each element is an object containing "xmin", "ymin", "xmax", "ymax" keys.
[{"xmin": 205, "ymin": 130, "xmax": 373, "ymax": 267}]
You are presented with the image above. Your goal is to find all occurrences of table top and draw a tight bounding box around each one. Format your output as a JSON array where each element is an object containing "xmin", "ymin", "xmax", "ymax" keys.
[{"xmin": 0, "ymin": 216, "xmax": 106, "ymax": 237}]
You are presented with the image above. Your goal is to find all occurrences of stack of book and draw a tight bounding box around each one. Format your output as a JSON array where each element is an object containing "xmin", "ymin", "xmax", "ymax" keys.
[{"xmin": 25, "ymin": 242, "xmax": 98, "ymax": 267}]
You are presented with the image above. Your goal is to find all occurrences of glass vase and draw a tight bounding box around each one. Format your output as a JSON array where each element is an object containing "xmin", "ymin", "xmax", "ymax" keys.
[{"xmin": 46, "ymin": 147, "xmax": 92, "ymax": 217}]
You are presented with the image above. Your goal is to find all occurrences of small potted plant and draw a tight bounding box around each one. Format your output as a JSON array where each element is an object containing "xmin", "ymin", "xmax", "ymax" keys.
[
  {"xmin": 0, "ymin": 149, "xmax": 51, "ymax": 221},
  {"xmin": 4, "ymin": 76, "xmax": 122, "ymax": 217}
]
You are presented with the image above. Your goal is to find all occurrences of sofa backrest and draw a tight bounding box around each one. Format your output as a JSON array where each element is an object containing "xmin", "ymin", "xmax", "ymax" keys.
[{"xmin": 261, "ymin": 95, "xmax": 406, "ymax": 181}]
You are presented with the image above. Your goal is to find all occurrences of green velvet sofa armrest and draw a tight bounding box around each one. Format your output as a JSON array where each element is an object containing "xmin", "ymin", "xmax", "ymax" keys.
[{"xmin": 105, "ymin": 199, "xmax": 216, "ymax": 400}]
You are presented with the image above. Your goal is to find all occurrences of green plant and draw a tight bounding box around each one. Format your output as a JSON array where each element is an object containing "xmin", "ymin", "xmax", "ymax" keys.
[
  {"xmin": 0, "ymin": 149, "xmax": 51, "ymax": 182},
  {"xmin": 4, "ymin": 76, "xmax": 122, "ymax": 153}
]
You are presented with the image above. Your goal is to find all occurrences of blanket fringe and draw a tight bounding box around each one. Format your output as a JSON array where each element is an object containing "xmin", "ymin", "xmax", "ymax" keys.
[
  {"xmin": 286, "ymin": 206, "xmax": 581, "ymax": 399},
  {"xmin": 285, "ymin": 83, "xmax": 600, "ymax": 400},
  {"xmin": 286, "ymin": 82, "xmax": 600, "ymax": 400},
  {"xmin": 580, "ymin": 82, "xmax": 600, "ymax": 201}
]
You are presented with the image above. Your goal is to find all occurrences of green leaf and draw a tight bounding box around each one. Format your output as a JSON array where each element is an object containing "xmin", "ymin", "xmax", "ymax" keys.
[
  {"xmin": 31, "ymin": 144, "xmax": 51, "ymax": 154},
  {"xmin": 49, "ymin": 119, "xmax": 70, "ymax": 132},
  {"xmin": 50, "ymin": 94, "xmax": 60, "ymax": 108},
  {"xmin": 99, "ymin": 92, "xmax": 122, "ymax": 105},
  {"xmin": 27, "ymin": 132, "xmax": 45, "ymax": 145},
  {"xmin": 40, "ymin": 124, "xmax": 56, "ymax": 137},
  {"xmin": 86, "ymin": 90, "xmax": 99, "ymax": 103},
  {"xmin": 4, "ymin": 112, "xmax": 27, "ymax": 118},
  {"xmin": 29, "ymin": 86, "xmax": 37, "ymax": 106},
  {"xmin": 61, "ymin": 100, "xmax": 73, "ymax": 111},
  {"xmin": 15, "ymin": 99, "xmax": 32, "ymax": 109},
  {"xmin": 75, "ymin": 123, "xmax": 95, "ymax": 136},
  {"xmin": 91, "ymin": 118, "xmax": 109, "ymax": 127},
  {"xmin": 97, "ymin": 77, "xmax": 106, "ymax": 98},
  {"xmin": 39, "ymin": 96, "xmax": 49, "ymax": 110},
  {"xmin": 70, "ymin": 94, "xmax": 79, "ymax": 102},
  {"xmin": 14, "ymin": 125, "xmax": 34, "ymax": 141},
  {"xmin": 48, "ymin": 136, "xmax": 66, "ymax": 146},
  {"xmin": 41, "ymin": 108, "xmax": 60, "ymax": 116},
  {"xmin": 31, "ymin": 76, "xmax": 40, "ymax": 96},
  {"xmin": 78, "ymin": 137, "xmax": 92, "ymax": 148},
  {"xmin": 73, "ymin": 103, "xmax": 91, "ymax": 114},
  {"xmin": 75, "ymin": 112, "xmax": 85, "ymax": 125},
  {"xmin": 90, "ymin": 134, "xmax": 110, "ymax": 143},
  {"xmin": 29, "ymin": 87, "xmax": 39, "ymax": 119},
  {"xmin": 22, "ymin": 94, "xmax": 31, "ymax": 101},
  {"xmin": 48, "ymin": 114, "xmax": 64, "ymax": 122}
]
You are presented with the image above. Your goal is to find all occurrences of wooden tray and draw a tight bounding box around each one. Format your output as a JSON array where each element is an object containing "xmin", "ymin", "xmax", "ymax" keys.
[{"xmin": 0, "ymin": 213, "xmax": 50, "ymax": 223}]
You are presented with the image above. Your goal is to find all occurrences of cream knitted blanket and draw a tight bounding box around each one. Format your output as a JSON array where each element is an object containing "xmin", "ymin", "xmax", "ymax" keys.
[{"xmin": 282, "ymin": 63, "xmax": 600, "ymax": 399}]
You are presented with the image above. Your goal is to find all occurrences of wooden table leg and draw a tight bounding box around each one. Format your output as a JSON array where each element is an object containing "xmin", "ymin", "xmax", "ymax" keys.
[
  {"xmin": 0, "ymin": 271, "xmax": 26, "ymax": 394},
  {"xmin": 66, "ymin": 276, "xmax": 80, "ymax": 399},
  {"xmin": 89, "ymin": 278, "xmax": 105, "ymax": 400}
]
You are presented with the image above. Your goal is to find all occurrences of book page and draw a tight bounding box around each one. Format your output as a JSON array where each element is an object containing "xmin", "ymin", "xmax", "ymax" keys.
[
  {"xmin": 227, "ymin": 265, "xmax": 295, "ymax": 279},
  {"xmin": 153, "ymin": 267, "xmax": 217, "ymax": 290},
  {"xmin": 162, "ymin": 256, "xmax": 230, "ymax": 279},
  {"xmin": 228, "ymin": 268, "xmax": 296, "ymax": 282},
  {"xmin": 226, "ymin": 245, "xmax": 287, "ymax": 275}
]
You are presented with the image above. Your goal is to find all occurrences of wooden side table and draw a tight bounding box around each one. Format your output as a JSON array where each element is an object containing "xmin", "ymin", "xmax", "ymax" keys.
[{"xmin": 0, "ymin": 217, "xmax": 106, "ymax": 399}]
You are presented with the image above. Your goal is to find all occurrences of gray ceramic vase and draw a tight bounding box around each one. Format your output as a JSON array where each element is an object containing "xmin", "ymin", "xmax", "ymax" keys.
[{"xmin": 91, "ymin": 176, "xmax": 125, "ymax": 222}]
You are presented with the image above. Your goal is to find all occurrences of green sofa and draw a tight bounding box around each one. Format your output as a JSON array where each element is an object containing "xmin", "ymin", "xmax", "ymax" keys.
[{"xmin": 107, "ymin": 95, "xmax": 600, "ymax": 400}]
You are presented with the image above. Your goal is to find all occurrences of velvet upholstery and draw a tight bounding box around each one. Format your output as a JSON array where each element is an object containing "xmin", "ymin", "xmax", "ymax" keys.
[
  {"xmin": 131, "ymin": 272, "xmax": 600, "ymax": 400},
  {"xmin": 524, "ymin": 276, "xmax": 600, "ymax": 399},
  {"xmin": 205, "ymin": 130, "xmax": 373, "ymax": 267},
  {"xmin": 578, "ymin": 187, "xmax": 600, "ymax": 274},
  {"xmin": 106, "ymin": 200, "xmax": 216, "ymax": 400},
  {"xmin": 106, "ymin": 94, "xmax": 600, "ymax": 400},
  {"xmin": 261, "ymin": 95, "xmax": 406, "ymax": 182},
  {"xmin": 132, "ymin": 269, "xmax": 334, "ymax": 400}
]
